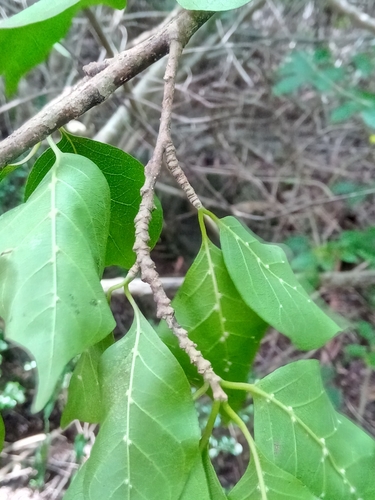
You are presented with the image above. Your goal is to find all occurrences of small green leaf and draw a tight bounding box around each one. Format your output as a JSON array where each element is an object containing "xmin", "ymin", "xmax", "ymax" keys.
[
  {"xmin": 176, "ymin": 0, "xmax": 252, "ymax": 11},
  {"xmin": 352, "ymin": 53, "xmax": 374, "ymax": 77},
  {"xmin": 366, "ymin": 351, "xmax": 375, "ymax": 367},
  {"xmin": 361, "ymin": 108, "xmax": 375, "ymax": 128},
  {"xmin": 0, "ymin": 413, "xmax": 4, "ymax": 451},
  {"xmin": 345, "ymin": 344, "xmax": 367, "ymax": 359},
  {"xmin": 273, "ymin": 75, "xmax": 306, "ymax": 96},
  {"xmin": 330, "ymin": 102, "xmax": 362, "ymax": 123},
  {"xmin": 0, "ymin": 0, "xmax": 127, "ymax": 95},
  {"xmin": 61, "ymin": 334, "xmax": 114, "ymax": 428},
  {"xmin": 25, "ymin": 131, "xmax": 163, "ymax": 269},
  {"xmin": 0, "ymin": 164, "xmax": 22, "ymax": 184},
  {"xmin": 219, "ymin": 216, "xmax": 341, "ymax": 350},
  {"xmin": 160, "ymin": 239, "xmax": 267, "ymax": 409},
  {"xmin": 357, "ymin": 321, "xmax": 375, "ymax": 345},
  {"xmin": 65, "ymin": 306, "xmax": 202, "ymax": 499},
  {"xmin": 0, "ymin": 149, "xmax": 115, "ymax": 411},
  {"xmin": 274, "ymin": 50, "xmax": 343, "ymax": 97},
  {"xmin": 228, "ymin": 447, "xmax": 317, "ymax": 499},
  {"xmin": 253, "ymin": 360, "xmax": 375, "ymax": 499}
]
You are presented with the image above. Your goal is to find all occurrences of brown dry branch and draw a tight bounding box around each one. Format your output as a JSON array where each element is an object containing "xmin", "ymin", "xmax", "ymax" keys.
[
  {"xmin": 132, "ymin": 36, "xmax": 226, "ymax": 402},
  {"xmin": 0, "ymin": 9, "xmax": 214, "ymax": 169},
  {"xmin": 328, "ymin": 0, "xmax": 375, "ymax": 35}
]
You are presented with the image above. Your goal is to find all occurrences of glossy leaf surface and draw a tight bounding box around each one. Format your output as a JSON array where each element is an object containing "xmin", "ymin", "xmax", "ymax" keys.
[
  {"xmin": 0, "ymin": 150, "xmax": 115, "ymax": 411},
  {"xmin": 177, "ymin": 0, "xmax": 252, "ymax": 11},
  {"xmin": 228, "ymin": 447, "xmax": 317, "ymax": 500},
  {"xmin": 219, "ymin": 216, "xmax": 341, "ymax": 350},
  {"xmin": 61, "ymin": 334, "xmax": 114, "ymax": 427},
  {"xmin": 160, "ymin": 239, "xmax": 267, "ymax": 409},
  {"xmin": 253, "ymin": 360, "xmax": 375, "ymax": 500},
  {"xmin": 65, "ymin": 306, "xmax": 202, "ymax": 499},
  {"xmin": 0, "ymin": 0, "xmax": 126, "ymax": 95},
  {"xmin": 25, "ymin": 131, "xmax": 162, "ymax": 269}
]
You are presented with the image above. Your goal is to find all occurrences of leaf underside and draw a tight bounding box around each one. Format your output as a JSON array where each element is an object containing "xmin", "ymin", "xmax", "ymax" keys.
[
  {"xmin": 65, "ymin": 307, "xmax": 204, "ymax": 500},
  {"xmin": 253, "ymin": 360, "xmax": 375, "ymax": 499},
  {"xmin": 228, "ymin": 447, "xmax": 317, "ymax": 500},
  {"xmin": 0, "ymin": 151, "xmax": 115, "ymax": 411},
  {"xmin": 219, "ymin": 216, "xmax": 341, "ymax": 350},
  {"xmin": 160, "ymin": 239, "xmax": 267, "ymax": 410},
  {"xmin": 60, "ymin": 333, "xmax": 114, "ymax": 427},
  {"xmin": 25, "ymin": 130, "xmax": 163, "ymax": 269}
]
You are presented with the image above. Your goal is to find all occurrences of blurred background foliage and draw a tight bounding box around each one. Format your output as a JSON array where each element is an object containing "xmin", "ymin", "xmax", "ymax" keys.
[{"xmin": 1, "ymin": 0, "xmax": 375, "ymax": 497}]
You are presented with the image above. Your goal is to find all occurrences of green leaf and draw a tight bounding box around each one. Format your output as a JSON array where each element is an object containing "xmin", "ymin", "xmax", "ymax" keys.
[
  {"xmin": 0, "ymin": 164, "xmax": 22, "ymax": 184},
  {"xmin": 352, "ymin": 53, "xmax": 374, "ymax": 77},
  {"xmin": 0, "ymin": 413, "xmax": 4, "ymax": 451},
  {"xmin": 61, "ymin": 334, "xmax": 114, "ymax": 428},
  {"xmin": 273, "ymin": 75, "xmax": 306, "ymax": 96},
  {"xmin": 253, "ymin": 360, "xmax": 375, "ymax": 500},
  {"xmin": 366, "ymin": 351, "xmax": 375, "ymax": 367},
  {"xmin": 201, "ymin": 448, "xmax": 227, "ymax": 499},
  {"xmin": 0, "ymin": 149, "xmax": 115, "ymax": 411},
  {"xmin": 273, "ymin": 50, "xmax": 343, "ymax": 97},
  {"xmin": 357, "ymin": 321, "xmax": 375, "ymax": 346},
  {"xmin": 330, "ymin": 102, "xmax": 362, "ymax": 123},
  {"xmin": 228, "ymin": 447, "xmax": 317, "ymax": 500},
  {"xmin": 0, "ymin": 0, "xmax": 126, "ymax": 95},
  {"xmin": 178, "ymin": 452, "xmax": 225, "ymax": 500},
  {"xmin": 176, "ymin": 0, "xmax": 252, "ymax": 11},
  {"xmin": 25, "ymin": 130, "xmax": 163, "ymax": 269},
  {"xmin": 345, "ymin": 344, "xmax": 367, "ymax": 359},
  {"xmin": 361, "ymin": 109, "xmax": 375, "ymax": 128},
  {"xmin": 219, "ymin": 216, "xmax": 341, "ymax": 350},
  {"xmin": 160, "ymin": 239, "xmax": 267, "ymax": 409},
  {"xmin": 65, "ymin": 306, "xmax": 202, "ymax": 499}
]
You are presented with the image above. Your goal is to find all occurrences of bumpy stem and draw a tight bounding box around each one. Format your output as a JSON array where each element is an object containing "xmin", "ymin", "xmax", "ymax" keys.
[{"xmin": 132, "ymin": 35, "xmax": 227, "ymax": 402}]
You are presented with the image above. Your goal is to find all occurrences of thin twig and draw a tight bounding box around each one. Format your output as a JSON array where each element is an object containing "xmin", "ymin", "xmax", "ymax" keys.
[
  {"xmin": 0, "ymin": 9, "xmax": 214, "ymax": 168},
  {"xmin": 133, "ymin": 36, "xmax": 226, "ymax": 402},
  {"xmin": 328, "ymin": 0, "xmax": 375, "ymax": 35}
]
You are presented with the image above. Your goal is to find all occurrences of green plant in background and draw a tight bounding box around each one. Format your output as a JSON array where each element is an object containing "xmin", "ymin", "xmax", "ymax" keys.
[
  {"xmin": 287, "ymin": 226, "xmax": 375, "ymax": 277},
  {"xmin": 0, "ymin": 1, "xmax": 374, "ymax": 499},
  {"xmin": 346, "ymin": 321, "xmax": 375, "ymax": 369},
  {"xmin": 274, "ymin": 46, "xmax": 375, "ymax": 129}
]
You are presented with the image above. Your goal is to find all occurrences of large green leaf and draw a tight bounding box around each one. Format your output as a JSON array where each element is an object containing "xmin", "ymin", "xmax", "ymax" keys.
[
  {"xmin": 60, "ymin": 333, "xmax": 114, "ymax": 427},
  {"xmin": 177, "ymin": 0, "xmax": 252, "ymax": 11},
  {"xmin": 25, "ymin": 131, "xmax": 163, "ymax": 269},
  {"xmin": 65, "ymin": 306, "xmax": 202, "ymax": 499},
  {"xmin": 0, "ymin": 149, "xmax": 115, "ymax": 411},
  {"xmin": 253, "ymin": 360, "xmax": 375, "ymax": 499},
  {"xmin": 228, "ymin": 447, "xmax": 317, "ymax": 500},
  {"xmin": 0, "ymin": 0, "xmax": 126, "ymax": 95},
  {"xmin": 219, "ymin": 216, "xmax": 341, "ymax": 350},
  {"xmin": 201, "ymin": 448, "xmax": 227, "ymax": 499},
  {"xmin": 178, "ymin": 453, "xmax": 224, "ymax": 500},
  {"xmin": 159, "ymin": 239, "xmax": 267, "ymax": 409}
]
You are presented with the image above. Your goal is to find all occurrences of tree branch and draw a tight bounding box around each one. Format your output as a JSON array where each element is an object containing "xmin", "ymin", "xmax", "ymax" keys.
[
  {"xmin": 0, "ymin": 9, "xmax": 214, "ymax": 169},
  {"xmin": 132, "ymin": 33, "xmax": 226, "ymax": 402},
  {"xmin": 328, "ymin": 0, "xmax": 375, "ymax": 35}
]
